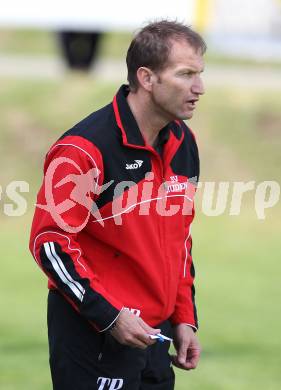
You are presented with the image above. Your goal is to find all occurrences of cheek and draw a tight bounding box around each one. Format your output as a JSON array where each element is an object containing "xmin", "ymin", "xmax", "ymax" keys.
[
  {"xmin": 169, "ymin": 82, "xmax": 187, "ymax": 99},
  {"xmin": 153, "ymin": 87, "xmax": 171, "ymax": 106},
  {"xmin": 153, "ymin": 81, "xmax": 186, "ymax": 108}
]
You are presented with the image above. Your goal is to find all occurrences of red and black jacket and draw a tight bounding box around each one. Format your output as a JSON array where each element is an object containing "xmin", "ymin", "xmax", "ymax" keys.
[{"xmin": 29, "ymin": 85, "xmax": 200, "ymax": 332}]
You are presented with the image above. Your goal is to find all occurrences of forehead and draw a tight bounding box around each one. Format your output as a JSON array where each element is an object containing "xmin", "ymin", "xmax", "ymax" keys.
[{"xmin": 165, "ymin": 39, "xmax": 204, "ymax": 71}]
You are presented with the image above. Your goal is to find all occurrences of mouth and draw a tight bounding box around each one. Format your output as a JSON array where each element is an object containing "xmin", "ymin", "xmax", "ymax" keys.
[{"xmin": 186, "ymin": 98, "xmax": 199, "ymax": 109}]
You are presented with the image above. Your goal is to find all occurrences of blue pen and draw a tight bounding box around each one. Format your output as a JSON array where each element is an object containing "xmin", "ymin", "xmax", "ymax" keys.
[{"xmin": 149, "ymin": 333, "xmax": 173, "ymax": 342}]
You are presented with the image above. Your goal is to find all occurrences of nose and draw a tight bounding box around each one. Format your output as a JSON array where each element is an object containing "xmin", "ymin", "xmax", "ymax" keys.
[{"xmin": 191, "ymin": 74, "xmax": 205, "ymax": 95}]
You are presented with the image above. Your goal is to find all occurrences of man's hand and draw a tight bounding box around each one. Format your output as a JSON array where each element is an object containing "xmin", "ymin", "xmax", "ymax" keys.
[
  {"xmin": 110, "ymin": 309, "xmax": 161, "ymax": 349},
  {"xmin": 171, "ymin": 324, "xmax": 201, "ymax": 370}
]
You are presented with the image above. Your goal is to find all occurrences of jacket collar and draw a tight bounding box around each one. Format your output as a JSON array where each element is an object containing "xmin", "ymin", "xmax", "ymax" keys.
[{"xmin": 112, "ymin": 85, "xmax": 183, "ymax": 148}]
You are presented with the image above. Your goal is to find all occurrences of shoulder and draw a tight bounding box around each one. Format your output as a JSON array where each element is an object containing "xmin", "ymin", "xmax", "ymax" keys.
[
  {"xmin": 45, "ymin": 102, "xmax": 118, "ymax": 164},
  {"xmin": 177, "ymin": 120, "xmax": 198, "ymax": 144},
  {"xmin": 59, "ymin": 102, "xmax": 115, "ymax": 145}
]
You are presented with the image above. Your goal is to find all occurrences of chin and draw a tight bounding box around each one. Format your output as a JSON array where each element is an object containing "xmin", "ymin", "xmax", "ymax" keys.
[{"xmin": 176, "ymin": 112, "xmax": 193, "ymax": 120}]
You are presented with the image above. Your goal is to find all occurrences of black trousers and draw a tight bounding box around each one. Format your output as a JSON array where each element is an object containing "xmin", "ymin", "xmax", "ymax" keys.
[{"xmin": 48, "ymin": 290, "xmax": 175, "ymax": 390}]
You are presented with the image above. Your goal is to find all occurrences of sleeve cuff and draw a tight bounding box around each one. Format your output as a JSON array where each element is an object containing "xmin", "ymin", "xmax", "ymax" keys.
[
  {"xmin": 183, "ymin": 323, "xmax": 198, "ymax": 333},
  {"xmin": 99, "ymin": 307, "xmax": 124, "ymax": 332}
]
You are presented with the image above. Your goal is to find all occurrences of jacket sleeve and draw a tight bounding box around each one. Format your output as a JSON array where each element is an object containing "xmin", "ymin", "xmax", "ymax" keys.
[
  {"xmin": 169, "ymin": 121, "xmax": 199, "ymax": 330},
  {"xmin": 167, "ymin": 122, "xmax": 200, "ymax": 330},
  {"xmin": 29, "ymin": 136, "xmax": 123, "ymax": 332},
  {"xmin": 169, "ymin": 220, "xmax": 198, "ymax": 331}
]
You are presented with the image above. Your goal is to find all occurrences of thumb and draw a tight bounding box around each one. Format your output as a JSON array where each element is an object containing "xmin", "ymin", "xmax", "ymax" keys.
[{"xmin": 138, "ymin": 318, "xmax": 160, "ymax": 335}]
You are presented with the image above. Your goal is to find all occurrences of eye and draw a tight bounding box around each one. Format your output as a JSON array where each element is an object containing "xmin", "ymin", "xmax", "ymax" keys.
[{"xmin": 182, "ymin": 71, "xmax": 193, "ymax": 77}]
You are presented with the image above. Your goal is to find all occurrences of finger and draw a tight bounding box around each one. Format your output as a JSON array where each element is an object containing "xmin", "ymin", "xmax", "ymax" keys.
[
  {"xmin": 118, "ymin": 331, "xmax": 149, "ymax": 349},
  {"xmin": 138, "ymin": 321, "xmax": 161, "ymax": 345},
  {"xmin": 186, "ymin": 348, "xmax": 201, "ymax": 369},
  {"xmin": 124, "ymin": 324, "xmax": 154, "ymax": 348},
  {"xmin": 177, "ymin": 342, "xmax": 188, "ymax": 365},
  {"xmin": 171, "ymin": 355, "xmax": 188, "ymax": 370},
  {"xmin": 136, "ymin": 332, "xmax": 158, "ymax": 346},
  {"xmin": 174, "ymin": 350, "xmax": 201, "ymax": 370},
  {"xmin": 171, "ymin": 357, "xmax": 192, "ymax": 371},
  {"xmin": 138, "ymin": 318, "xmax": 161, "ymax": 335}
]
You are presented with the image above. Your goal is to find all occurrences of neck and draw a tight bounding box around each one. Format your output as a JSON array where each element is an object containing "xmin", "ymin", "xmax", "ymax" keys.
[{"xmin": 127, "ymin": 90, "xmax": 169, "ymax": 146}]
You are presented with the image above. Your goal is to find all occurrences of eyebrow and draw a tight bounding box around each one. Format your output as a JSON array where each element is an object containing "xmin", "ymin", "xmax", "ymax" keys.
[{"xmin": 178, "ymin": 67, "xmax": 205, "ymax": 73}]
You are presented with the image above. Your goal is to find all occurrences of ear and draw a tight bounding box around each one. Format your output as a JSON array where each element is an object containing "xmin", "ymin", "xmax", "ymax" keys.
[{"xmin": 136, "ymin": 67, "xmax": 155, "ymax": 92}]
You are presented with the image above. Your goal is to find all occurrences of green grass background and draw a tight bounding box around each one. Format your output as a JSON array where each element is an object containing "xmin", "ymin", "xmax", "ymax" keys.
[
  {"xmin": 0, "ymin": 30, "xmax": 281, "ymax": 390},
  {"xmin": 1, "ymin": 28, "xmax": 281, "ymax": 68}
]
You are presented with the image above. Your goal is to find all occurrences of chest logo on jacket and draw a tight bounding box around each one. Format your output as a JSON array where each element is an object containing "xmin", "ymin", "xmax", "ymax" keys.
[{"xmin": 125, "ymin": 160, "xmax": 144, "ymax": 170}]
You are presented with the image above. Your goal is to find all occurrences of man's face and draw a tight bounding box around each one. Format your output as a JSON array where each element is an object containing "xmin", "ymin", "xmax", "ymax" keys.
[{"xmin": 150, "ymin": 39, "xmax": 205, "ymax": 121}]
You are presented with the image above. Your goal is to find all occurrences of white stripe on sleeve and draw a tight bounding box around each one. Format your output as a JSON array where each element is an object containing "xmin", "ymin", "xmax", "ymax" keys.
[{"xmin": 43, "ymin": 242, "xmax": 85, "ymax": 302}]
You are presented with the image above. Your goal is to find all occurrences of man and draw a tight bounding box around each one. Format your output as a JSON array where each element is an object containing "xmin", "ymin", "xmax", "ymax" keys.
[{"xmin": 30, "ymin": 20, "xmax": 206, "ymax": 390}]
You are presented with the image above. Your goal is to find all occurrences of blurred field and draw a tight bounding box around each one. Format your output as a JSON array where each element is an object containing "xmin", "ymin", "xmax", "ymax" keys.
[
  {"xmin": 0, "ymin": 72, "xmax": 280, "ymax": 389},
  {"xmin": 0, "ymin": 29, "xmax": 133, "ymax": 59},
  {"xmin": 1, "ymin": 29, "xmax": 281, "ymax": 68}
]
